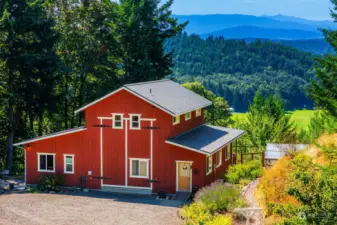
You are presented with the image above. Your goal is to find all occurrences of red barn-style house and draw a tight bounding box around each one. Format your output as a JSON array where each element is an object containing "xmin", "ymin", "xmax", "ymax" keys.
[{"xmin": 14, "ymin": 80, "xmax": 245, "ymax": 195}]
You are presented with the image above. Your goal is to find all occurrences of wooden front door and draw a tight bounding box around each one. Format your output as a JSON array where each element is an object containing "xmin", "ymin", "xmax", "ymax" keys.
[{"xmin": 177, "ymin": 162, "xmax": 192, "ymax": 192}]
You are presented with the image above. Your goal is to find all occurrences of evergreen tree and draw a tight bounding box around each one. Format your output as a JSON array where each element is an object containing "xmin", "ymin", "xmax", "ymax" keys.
[
  {"xmin": 0, "ymin": 0, "xmax": 60, "ymax": 170},
  {"xmin": 308, "ymin": 1, "xmax": 337, "ymax": 118},
  {"xmin": 118, "ymin": 0, "xmax": 187, "ymax": 83}
]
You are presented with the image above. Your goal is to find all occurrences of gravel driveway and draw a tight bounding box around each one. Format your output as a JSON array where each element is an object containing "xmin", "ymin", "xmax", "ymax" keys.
[{"xmin": 0, "ymin": 192, "xmax": 184, "ymax": 225}]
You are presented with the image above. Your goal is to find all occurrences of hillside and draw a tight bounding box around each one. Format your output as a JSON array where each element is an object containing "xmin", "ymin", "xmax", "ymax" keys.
[
  {"xmin": 201, "ymin": 26, "xmax": 322, "ymax": 40},
  {"xmin": 166, "ymin": 34, "xmax": 316, "ymax": 111},
  {"xmin": 174, "ymin": 14, "xmax": 337, "ymax": 35}
]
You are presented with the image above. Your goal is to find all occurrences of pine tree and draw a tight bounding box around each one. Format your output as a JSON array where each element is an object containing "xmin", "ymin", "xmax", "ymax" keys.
[
  {"xmin": 118, "ymin": 0, "xmax": 187, "ymax": 83},
  {"xmin": 0, "ymin": 0, "xmax": 60, "ymax": 171},
  {"xmin": 308, "ymin": 0, "xmax": 337, "ymax": 118}
]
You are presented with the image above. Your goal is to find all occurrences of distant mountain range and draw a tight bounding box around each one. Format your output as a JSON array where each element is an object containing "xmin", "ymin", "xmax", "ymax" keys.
[
  {"xmin": 174, "ymin": 14, "xmax": 335, "ymax": 54},
  {"xmin": 200, "ymin": 26, "xmax": 322, "ymax": 40}
]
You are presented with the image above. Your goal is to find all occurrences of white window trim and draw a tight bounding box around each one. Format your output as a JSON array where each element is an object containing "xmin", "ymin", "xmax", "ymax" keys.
[
  {"xmin": 37, "ymin": 153, "xmax": 56, "ymax": 173},
  {"xmin": 129, "ymin": 114, "xmax": 141, "ymax": 130},
  {"xmin": 112, "ymin": 113, "xmax": 124, "ymax": 129},
  {"xmin": 216, "ymin": 150, "xmax": 222, "ymax": 168},
  {"xmin": 196, "ymin": 108, "xmax": 201, "ymax": 117},
  {"xmin": 185, "ymin": 112, "xmax": 192, "ymax": 121},
  {"xmin": 129, "ymin": 158, "xmax": 149, "ymax": 178},
  {"xmin": 206, "ymin": 155, "xmax": 212, "ymax": 175},
  {"xmin": 64, "ymin": 154, "xmax": 75, "ymax": 174},
  {"xmin": 225, "ymin": 145, "xmax": 231, "ymax": 161},
  {"xmin": 173, "ymin": 115, "xmax": 180, "ymax": 125}
]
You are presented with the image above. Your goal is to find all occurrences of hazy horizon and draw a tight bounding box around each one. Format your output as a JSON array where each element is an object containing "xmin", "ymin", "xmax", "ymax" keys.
[{"xmin": 169, "ymin": 0, "xmax": 333, "ymax": 21}]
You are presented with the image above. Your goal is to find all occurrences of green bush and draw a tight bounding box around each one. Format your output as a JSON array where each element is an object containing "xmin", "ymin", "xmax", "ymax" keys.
[
  {"xmin": 194, "ymin": 181, "xmax": 242, "ymax": 213},
  {"xmin": 38, "ymin": 174, "xmax": 64, "ymax": 192},
  {"xmin": 206, "ymin": 215, "xmax": 232, "ymax": 225},
  {"xmin": 226, "ymin": 160, "xmax": 263, "ymax": 184},
  {"xmin": 181, "ymin": 202, "xmax": 212, "ymax": 225}
]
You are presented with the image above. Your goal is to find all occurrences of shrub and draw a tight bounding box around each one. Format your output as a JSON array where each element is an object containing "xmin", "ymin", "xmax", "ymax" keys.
[
  {"xmin": 181, "ymin": 202, "xmax": 212, "ymax": 225},
  {"xmin": 257, "ymin": 156, "xmax": 299, "ymax": 208},
  {"xmin": 226, "ymin": 160, "xmax": 263, "ymax": 184},
  {"xmin": 38, "ymin": 174, "xmax": 64, "ymax": 192},
  {"xmin": 194, "ymin": 181, "xmax": 242, "ymax": 213},
  {"xmin": 206, "ymin": 215, "xmax": 232, "ymax": 225}
]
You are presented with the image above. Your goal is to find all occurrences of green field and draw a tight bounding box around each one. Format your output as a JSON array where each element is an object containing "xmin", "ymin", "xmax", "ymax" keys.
[{"xmin": 232, "ymin": 110, "xmax": 318, "ymax": 130}]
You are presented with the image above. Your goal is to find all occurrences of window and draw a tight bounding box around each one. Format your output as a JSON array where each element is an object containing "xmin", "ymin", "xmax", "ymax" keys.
[
  {"xmin": 206, "ymin": 155, "xmax": 212, "ymax": 175},
  {"xmin": 112, "ymin": 114, "xmax": 123, "ymax": 129},
  {"xmin": 216, "ymin": 151, "xmax": 222, "ymax": 167},
  {"xmin": 130, "ymin": 114, "xmax": 141, "ymax": 130},
  {"xmin": 185, "ymin": 112, "xmax": 192, "ymax": 121},
  {"xmin": 173, "ymin": 116, "xmax": 180, "ymax": 125},
  {"xmin": 225, "ymin": 145, "xmax": 231, "ymax": 161},
  {"xmin": 64, "ymin": 154, "xmax": 74, "ymax": 174},
  {"xmin": 38, "ymin": 153, "xmax": 55, "ymax": 172},
  {"xmin": 130, "ymin": 158, "xmax": 149, "ymax": 178},
  {"xmin": 196, "ymin": 108, "xmax": 202, "ymax": 117}
]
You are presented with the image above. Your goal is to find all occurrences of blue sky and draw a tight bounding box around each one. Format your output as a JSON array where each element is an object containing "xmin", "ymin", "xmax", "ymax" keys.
[{"xmin": 170, "ymin": 0, "xmax": 333, "ymax": 20}]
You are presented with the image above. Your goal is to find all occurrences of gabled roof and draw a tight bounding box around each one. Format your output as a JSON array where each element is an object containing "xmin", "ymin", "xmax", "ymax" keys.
[
  {"xmin": 74, "ymin": 79, "xmax": 212, "ymax": 116},
  {"xmin": 13, "ymin": 126, "xmax": 87, "ymax": 146},
  {"xmin": 166, "ymin": 125, "xmax": 245, "ymax": 155}
]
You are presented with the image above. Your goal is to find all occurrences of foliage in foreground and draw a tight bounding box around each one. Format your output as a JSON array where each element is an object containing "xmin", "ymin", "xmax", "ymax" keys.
[
  {"xmin": 38, "ymin": 174, "xmax": 65, "ymax": 192},
  {"xmin": 258, "ymin": 133, "xmax": 337, "ymax": 224},
  {"xmin": 226, "ymin": 160, "xmax": 263, "ymax": 184},
  {"xmin": 181, "ymin": 181, "xmax": 244, "ymax": 225}
]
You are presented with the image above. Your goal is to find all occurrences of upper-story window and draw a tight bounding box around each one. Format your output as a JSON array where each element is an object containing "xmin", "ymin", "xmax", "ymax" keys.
[
  {"xmin": 130, "ymin": 114, "xmax": 141, "ymax": 130},
  {"xmin": 185, "ymin": 112, "xmax": 192, "ymax": 121},
  {"xmin": 196, "ymin": 108, "xmax": 202, "ymax": 117},
  {"xmin": 112, "ymin": 114, "xmax": 123, "ymax": 129},
  {"xmin": 173, "ymin": 115, "xmax": 180, "ymax": 125}
]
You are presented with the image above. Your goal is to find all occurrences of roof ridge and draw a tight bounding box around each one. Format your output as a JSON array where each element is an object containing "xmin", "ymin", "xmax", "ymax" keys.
[{"xmin": 124, "ymin": 79, "xmax": 170, "ymax": 87}]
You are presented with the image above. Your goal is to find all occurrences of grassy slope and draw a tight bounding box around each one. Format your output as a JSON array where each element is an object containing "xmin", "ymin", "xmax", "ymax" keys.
[{"xmin": 232, "ymin": 110, "xmax": 317, "ymax": 130}]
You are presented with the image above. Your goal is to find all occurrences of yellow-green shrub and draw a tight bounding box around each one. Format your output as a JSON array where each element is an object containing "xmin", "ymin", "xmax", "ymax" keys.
[
  {"xmin": 181, "ymin": 202, "xmax": 212, "ymax": 225},
  {"xmin": 206, "ymin": 215, "xmax": 232, "ymax": 225},
  {"xmin": 226, "ymin": 160, "xmax": 263, "ymax": 184}
]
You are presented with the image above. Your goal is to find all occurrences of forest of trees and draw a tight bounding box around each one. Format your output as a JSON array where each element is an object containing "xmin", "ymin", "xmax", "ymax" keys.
[
  {"xmin": 166, "ymin": 33, "xmax": 316, "ymax": 111},
  {"xmin": 0, "ymin": 0, "xmax": 185, "ymax": 172}
]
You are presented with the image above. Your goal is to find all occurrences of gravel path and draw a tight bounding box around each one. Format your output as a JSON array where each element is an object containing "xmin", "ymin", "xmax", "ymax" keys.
[
  {"xmin": 241, "ymin": 179, "xmax": 264, "ymax": 225},
  {"xmin": 0, "ymin": 193, "xmax": 183, "ymax": 225}
]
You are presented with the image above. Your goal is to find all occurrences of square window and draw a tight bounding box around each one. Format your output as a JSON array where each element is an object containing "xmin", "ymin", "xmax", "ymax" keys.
[
  {"xmin": 130, "ymin": 115, "xmax": 141, "ymax": 130},
  {"xmin": 185, "ymin": 112, "xmax": 191, "ymax": 121},
  {"xmin": 196, "ymin": 109, "xmax": 202, "ymax": 117},
  {"xmin": 130, "ymin": 159, "xmax": 149, "ymax": 178},
  {"xmin": 38, "ymin": 153, "xmax": 55, "ymax": 172},
  {"xmin": 113, "ymin": 114, "xmax": 123, "ymax": 129},
  {"xmin": 64, "ymin": 155, "xmax": 74, "ymax": 174},
  {"xmin": 173, "ymin": 116, "xmax": 180, "ymax": 125}
]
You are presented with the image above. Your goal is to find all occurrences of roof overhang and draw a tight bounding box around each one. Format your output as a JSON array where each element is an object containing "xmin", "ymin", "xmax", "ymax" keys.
[
  {"xmin": 13, "ymin": 126, "xmax": 87, "ymax": 146},
  {"xmin": 166, "ymin": 125, "xmax": 245, "ymax": 155}
]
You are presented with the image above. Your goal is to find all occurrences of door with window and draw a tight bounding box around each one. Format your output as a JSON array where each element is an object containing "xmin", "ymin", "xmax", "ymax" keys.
[{"xmin": 177, "ymin": 162, "xmax": 192, "ymax": 192}]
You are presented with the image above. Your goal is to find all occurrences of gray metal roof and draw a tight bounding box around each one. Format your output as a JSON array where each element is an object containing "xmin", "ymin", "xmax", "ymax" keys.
[
  {"xmin": 166, "ymin": 125, "xmax": 245, "ymax": 155},
  {"xmin": 265, "ymin": 143, "xmax": 308, "ymax": 159},
  {"xmin": 124, "ymin": 80, "xmax": 212, "ymax": 116},
  {"xmin": 13, "ymin": 126, "xmax": 87, "ymax": 146}
]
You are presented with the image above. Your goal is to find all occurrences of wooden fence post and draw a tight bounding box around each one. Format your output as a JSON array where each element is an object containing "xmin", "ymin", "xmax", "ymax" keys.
[
  {"xmin": 262, "ymin": 152, "xmax": 265, "ymax": 167},
  {"xmin": 251, "ymin": 153, "xmax": 254, "ymax": 161},
  {"xmin": 241, "ymin": 152, "xmax": 243, "ymax": 164}
]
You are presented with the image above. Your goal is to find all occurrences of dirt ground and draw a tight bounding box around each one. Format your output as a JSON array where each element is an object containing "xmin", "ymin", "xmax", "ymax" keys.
[{"xmin": 0, "ymin": 193, "xmax": 184, "ymax": 225}]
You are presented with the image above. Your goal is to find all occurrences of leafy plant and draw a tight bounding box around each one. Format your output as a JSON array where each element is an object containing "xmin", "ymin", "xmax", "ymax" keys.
[
  {"xmin": 205, "ymin": 215, "xmax": 232, "ymax": 225},
  {"xmin": 38, "ymin": 174, "xmax": 64, "ymax": 192},
  {"xmin": 181, "ymin": 202, "xmax": 212, "ymax": 225},
  {"xmin": 194, "ymin": 181, "xmax": 242, "ymax": 213},
  {"xmin": 226, "ymin": 160, "xmax": 263, "ymax": 184}
]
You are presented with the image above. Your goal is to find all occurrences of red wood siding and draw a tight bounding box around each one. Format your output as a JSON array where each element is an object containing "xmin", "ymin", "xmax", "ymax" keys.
[{"xmin": 24, "ymin": 88, "xmax": 233, "ymax": 194}]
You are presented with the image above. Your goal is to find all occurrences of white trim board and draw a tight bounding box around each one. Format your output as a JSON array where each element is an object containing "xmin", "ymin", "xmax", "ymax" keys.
[{"xmin": 14, "ymin": 127, "xmax": 87, "ymax": 146}]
